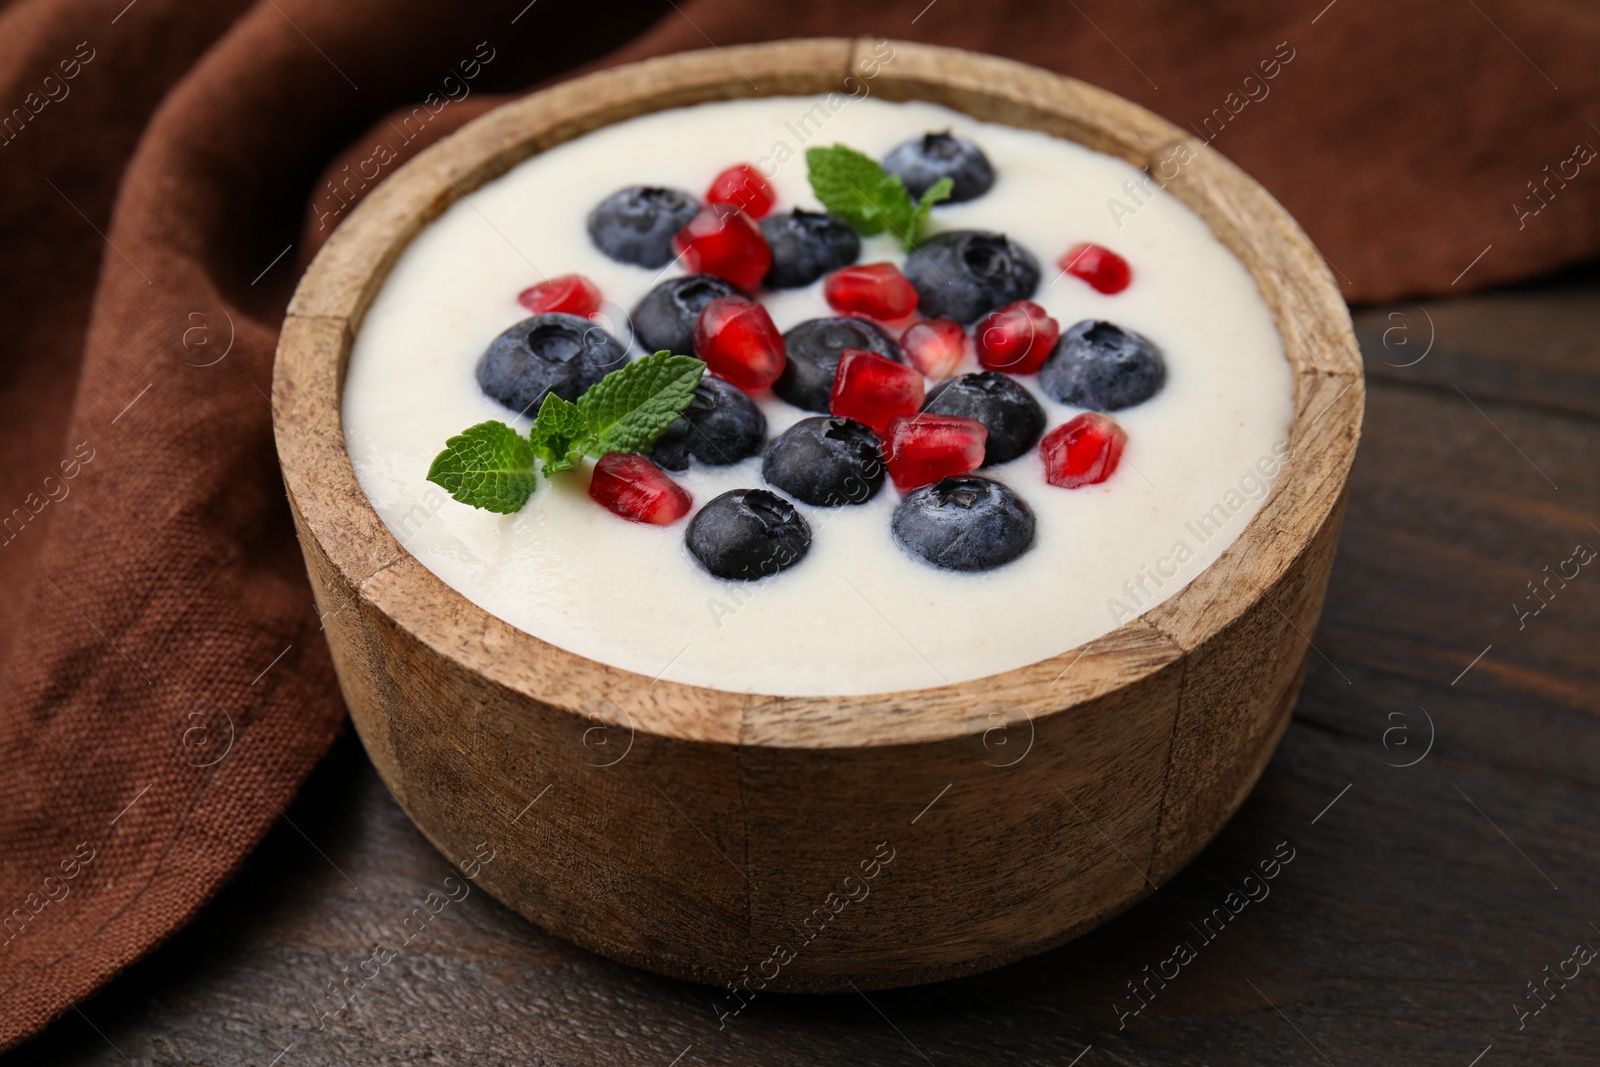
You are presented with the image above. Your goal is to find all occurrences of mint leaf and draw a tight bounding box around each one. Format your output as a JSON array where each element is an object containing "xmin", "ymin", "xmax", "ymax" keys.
[
  {"xmin": 806, "ymin": 145, "xmax": 947, "ymax": 249},
  {"xmin": 426, "ymin": 420, "xmax": 537, "ymax": 513},
  {"xmin": 577, "ymin": 351, "xmax": 705, "ymax": 454},
  {"xmin": 805, "ymin": 145, "xmax": 903, "ymax": 237},
  {"xmin": 908, "ymin": 177, "xmax": 954, "ymax": 246},
  {"xmin": 529, "ymin": 393, "xmax": 593, "ymax": 474}
]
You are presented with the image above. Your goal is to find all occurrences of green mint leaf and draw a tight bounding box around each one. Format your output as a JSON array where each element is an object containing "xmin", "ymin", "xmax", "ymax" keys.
[
  {"xmin": 577, "ymin": 350, "xmax": 706, "ymax": 454},
  {"xmin": 905, "ymin": 176, "xmax": 954, "ymax": 250},
  {"xmin": 529, "ymin": 393, "xmax": 592, "ymax": 474},
  {"xmin": 426, "ymin": 420, "xmax": 537, "ymax": 513},
  {"xmin": 805, "ymin": 145, "xmax": 904, "ymax": 238},
  {"xmin": 806, "ymin": 144, "xmax": 947, "ymax": 250}
]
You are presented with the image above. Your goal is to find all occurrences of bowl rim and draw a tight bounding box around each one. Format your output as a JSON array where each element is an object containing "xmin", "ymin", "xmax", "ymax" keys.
[{"xmin": 272, "ymin": 36, "xmax": 1363, "ymax": 751}]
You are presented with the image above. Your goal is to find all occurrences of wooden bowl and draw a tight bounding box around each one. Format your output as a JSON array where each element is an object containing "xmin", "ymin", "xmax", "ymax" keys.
[{"xmin": 272, "ymin": 38, "xmax": 1362, "ymax": 992}]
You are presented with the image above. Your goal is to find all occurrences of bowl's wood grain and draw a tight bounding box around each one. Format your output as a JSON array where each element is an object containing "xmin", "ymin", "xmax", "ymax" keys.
[{"xmin": 272, "ymin": 37, "xmax": 1363, "ymax": 991}]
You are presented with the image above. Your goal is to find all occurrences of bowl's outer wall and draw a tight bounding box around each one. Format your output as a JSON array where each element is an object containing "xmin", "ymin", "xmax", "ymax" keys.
[{"xmin": 272, "ymin": 38, "xmax": 1363, "ymax": 990}]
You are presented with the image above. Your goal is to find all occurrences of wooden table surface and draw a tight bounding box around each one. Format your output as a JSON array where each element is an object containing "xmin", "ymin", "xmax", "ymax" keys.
[{"xmin": 7, "ymin": 270, "xmax": 1598, "ymax": 1066}]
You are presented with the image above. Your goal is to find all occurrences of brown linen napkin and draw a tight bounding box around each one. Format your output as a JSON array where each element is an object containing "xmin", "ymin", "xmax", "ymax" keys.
[{"xmin": 1, "ymin": 0, "xmax": 1596, "ymax": 1050}]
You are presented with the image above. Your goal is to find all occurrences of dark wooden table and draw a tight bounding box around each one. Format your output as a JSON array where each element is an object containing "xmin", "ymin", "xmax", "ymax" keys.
[{"xmin": 8, "ymin": 270, "xmax": 1599, "ymax": 1066}]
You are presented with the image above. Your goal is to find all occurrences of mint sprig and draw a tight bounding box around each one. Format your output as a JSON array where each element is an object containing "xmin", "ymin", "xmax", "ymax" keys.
[
  {"xmin": 426, "ymin": 421, "xmax": 540, "ymax": 514},
  {"xmin": 805, "ymin": 144, "xmax": 953, "ymax": 250},
  {"xmin": 530, "ymin": 393, "xmax": 590, "ymax": 474},
  {"xmin": 427, "ymin": 350, "xmax": 706, "ymax": 512}
]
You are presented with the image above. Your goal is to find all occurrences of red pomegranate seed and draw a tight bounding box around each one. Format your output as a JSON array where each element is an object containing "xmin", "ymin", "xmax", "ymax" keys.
[
  {"xmin": 975, "ymin": 300, "xmax": 1060, "ymax": 374},
  {"xmin": 706, "ymin": 163, "xmax": 776, "ymax": 219},
  {"xmin": 1041, "ymin": 413, "xmax": 1127, "ymax": 488},
  {"xmin": 673, "ymin": 203, "xmax": 772, "ymax": 292},
  {"xmin": 588, "ymin": 452, "xmax": 692, "ymax": 524},
  {"xmin": 829, "ymin": 348, "xmax": 925, "ymax": 436},
  {"xmin": 692, "ymin": 294, "xmax": 786, "ymax": 391},
  {"xmin": 883, "ymin": 413, "xmax": 988, "ymax": 492},
  {"xmin": 1059, "ymin": 243, "xmax": 1132, "ymax": 294},
  {"xmin": 517, "ymin": 273, "xmax": 602, "ymax": 317},
  {"xmin": 824, "ymin": 262, "xmax": 919, "ymax": 321},
  {"xmin": 901, "ymin": 318, "xmax": 970, "ymax": 379}
]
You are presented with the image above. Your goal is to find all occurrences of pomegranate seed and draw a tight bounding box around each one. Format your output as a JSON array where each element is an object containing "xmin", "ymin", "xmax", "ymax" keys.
[
  {"xmin": 517, "ymin": 274, "xmax": 602, "ymax": 317},
  {"xmin": 883, "ymin": 413, "xmax": 988, "ymax": 492},
  {"xmin": 1041, "ymin": 413, "xmax": 1126, "ymax": 488},
  {"xmin": 693, "ymin": 295, "xmax": 786, "ymax": 391},
  {"xmin": 673, "ymin": 203, "xmax": 772, "ymax": 292},
  {"xmin": 824, "ymin": 263, "xmax": 919, "ymax": 321},
  {"xmin": 975, "ymin": 300, "xmax": 1060, "ymax": 374},
  {"xmin": 1059, "ymin": 243, "xmax": 1132, "ymax": 294},
  {"xmin": 829, "ymin": 348, "xmax": 925, "ymax": 436},
  {"xmin": 901, "ymin": 318, "xmax": 970, "ymax": 378},
  {"xmin": 706, "ymin": 163, "xmax": 776, "ymax": 219},
  {"xmin": 588, "ymin": 452, "xmax": 692, "ymax": 524}
]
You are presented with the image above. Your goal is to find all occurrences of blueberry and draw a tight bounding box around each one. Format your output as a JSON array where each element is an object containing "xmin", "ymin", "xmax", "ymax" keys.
[
  {"xmin": 903, "ymin": 230, "xmax": 1039, "ymax": 324},
  {"xmin": 686, "ymin": 488, "xmax": 811, "ymax": 581},
  {"xmin": 476, "ymin": 313, "xmax": 628, "ymax": 416},
  {"xmin": 762, "ymin": 417, "xmax": 885, "ymax": 506},
  {"xmin": 631, "ymin": 274, "xmax": 739, "ymax": 357},
  {"xmin": 759, "ymin": 209, "xmax": 861, "ymax": 288},
  {"xmin": 1038, "ymin": 320, "xmax": 1166, "ymax": 411},
  {"xmin": 882, "ymin": 132, "xmax": 994, "ymax": 203},
  {"xmin": 587, "ymin": 185, "xmax": 700, "ymax": 268},
  {"xmin": 774, "ymin": 317, "xmax": 903, "ymax": 413},
  {"xmin": 891, "ymin": 476, "xmax": 1035, "ymax": 572},
  {"xmin": 921, "ymin": 372, "xmax": 1045, "ymax": 466},
  {"xmin": 650, "ymin": 374, "xmax": 767, "ymax": 471}
]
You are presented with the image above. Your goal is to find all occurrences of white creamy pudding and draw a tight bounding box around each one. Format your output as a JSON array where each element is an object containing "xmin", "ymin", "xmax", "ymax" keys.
[{"xmin": 343, "ymin": 95, "xmax": 1293, "ymax": 696}]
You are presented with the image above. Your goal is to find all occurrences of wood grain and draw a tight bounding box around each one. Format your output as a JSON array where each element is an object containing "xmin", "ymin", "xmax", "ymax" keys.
[{"xmin": 271, "ymin": 38, "xmax": 1362, "ymax": 989}]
